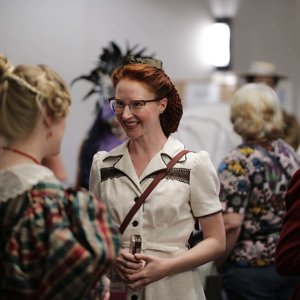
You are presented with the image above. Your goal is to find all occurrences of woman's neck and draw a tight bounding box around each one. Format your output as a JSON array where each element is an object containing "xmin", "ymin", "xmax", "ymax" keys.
[
  {"xmin": 128, "ymin": 134, "xmax": 168, "ymax": 178},
  {"xmin": 128, "ymin": 134, "xmax": 167, "ymax": 157},
  {"xmin": 0, "ymin": 142, "xmax": 43, "ymax": 168},
  {"xmin": 3, "ymin": 146, "xmax": 41, "ymax": 164}
]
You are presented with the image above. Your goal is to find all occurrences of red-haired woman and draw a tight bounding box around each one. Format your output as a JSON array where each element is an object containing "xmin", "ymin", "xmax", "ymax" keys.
[{"xmin": 89, "ymin": 58, "xmax": 225, "ymax": 300}]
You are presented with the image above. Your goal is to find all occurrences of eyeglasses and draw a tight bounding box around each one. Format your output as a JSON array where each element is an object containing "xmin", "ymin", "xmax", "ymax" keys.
[{"xmin": 108, "ymin": 97, "xmax": 162, "ymax": 113}]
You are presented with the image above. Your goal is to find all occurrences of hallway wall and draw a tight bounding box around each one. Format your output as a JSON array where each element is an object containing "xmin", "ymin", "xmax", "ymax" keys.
[{"xmin": 1, "ymin": 0, "xmax": 299, "ymax": 185}]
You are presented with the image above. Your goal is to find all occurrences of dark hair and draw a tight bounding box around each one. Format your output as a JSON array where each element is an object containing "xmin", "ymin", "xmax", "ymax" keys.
[{"xmin": 111, "ymin": 63, "xmax": 182, "ymax": 136}]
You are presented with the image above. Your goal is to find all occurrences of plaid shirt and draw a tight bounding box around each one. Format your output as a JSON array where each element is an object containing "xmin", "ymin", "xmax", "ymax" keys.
[{"xmin": 0, "ymin": 165, "xmax": 121, "ymax": 300}]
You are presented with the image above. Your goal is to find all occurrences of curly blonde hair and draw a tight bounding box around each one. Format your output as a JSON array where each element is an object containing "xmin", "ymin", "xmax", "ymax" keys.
[
  {"xmin": 231, "ymin": 83, "xmax": 284, "ymax": 141},
  {"xmin": 0, "ymin": 53, "xmax": 71, "ymax": 142}
]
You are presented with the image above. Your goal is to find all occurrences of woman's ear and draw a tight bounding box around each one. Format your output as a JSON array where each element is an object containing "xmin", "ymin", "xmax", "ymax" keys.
[
  {"xmin": 159, "ymin": 97, "xmax": 168, "ymax": 113},
  {"xmin": 43, "ymin": 111, "xmax": 52, "ymax": 128},
  {"xmin": 43, "ymin": 109, "xmax": 54, "ymax": 139}
]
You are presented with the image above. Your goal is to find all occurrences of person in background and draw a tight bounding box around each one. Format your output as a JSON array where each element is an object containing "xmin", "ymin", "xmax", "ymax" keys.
[
  {"xmin": 216, "ymin": 83, "xmax": 300, "ymax": 300},
  {"xmin": 89, "ymin": 57, "xmax": 225, "ymax": 300},
  {"xmin": 241, "ymin": 61, "xmax": 300, "ymax": 152},
  {"xmin": 0, "ymin": 53, "xmax": 121, "ymax": 300},
  {"xmin": 75, "ymin": 99, "xmax": 127, "ymax": 189},
  {"xmin": 281, "ymin": 110, "xmax": 300, "ymax": 152},
  {"xmin": 275, "ymin": 168, "xmax": 300, "ymax": 300}
]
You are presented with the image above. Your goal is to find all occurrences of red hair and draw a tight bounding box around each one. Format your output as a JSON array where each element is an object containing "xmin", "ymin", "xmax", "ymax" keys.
[{"xmin": 111, "ymin": 63, "xmax": 182, "ymax": 137}]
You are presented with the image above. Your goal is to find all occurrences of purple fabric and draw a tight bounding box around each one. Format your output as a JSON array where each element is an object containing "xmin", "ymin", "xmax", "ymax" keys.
[{"xmin": 98, "ymin": 133, "xmax": 125, "ymax": 152}]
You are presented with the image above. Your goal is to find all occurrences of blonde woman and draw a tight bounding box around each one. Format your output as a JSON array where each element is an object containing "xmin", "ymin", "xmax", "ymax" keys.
[
  {"xmin": 217, "ymin": 83, "xmax": 300, "ymax": 300},
  {"xmin": 0, "ymin": 54, "xmax": 121, "ymax": 300}
]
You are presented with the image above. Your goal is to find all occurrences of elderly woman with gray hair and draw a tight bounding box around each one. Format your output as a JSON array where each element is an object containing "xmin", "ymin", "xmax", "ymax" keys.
[{"xmin": 216, "ymin": 83, "xmax": 300, "ymax": 300}]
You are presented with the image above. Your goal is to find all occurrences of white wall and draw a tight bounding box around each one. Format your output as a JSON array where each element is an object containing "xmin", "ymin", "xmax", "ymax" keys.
[{"xmin": 1, "ymin": 0, "xmax": 300, "ymax": 186}]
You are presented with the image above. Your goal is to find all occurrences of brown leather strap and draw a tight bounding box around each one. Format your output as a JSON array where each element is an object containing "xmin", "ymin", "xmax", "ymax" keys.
[{"xmin": 119, "ymin": 149, "xmax": 190, "ymax": 235}]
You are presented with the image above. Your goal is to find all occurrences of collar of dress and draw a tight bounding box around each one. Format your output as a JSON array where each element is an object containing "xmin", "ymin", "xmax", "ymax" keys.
[
  {"xmin": 0, "ymin": 164, "xmax": 57, "ymax": 202},
  {"xmin": 102, "ymin": 136, "xmax": 188, "ymax": 182}
]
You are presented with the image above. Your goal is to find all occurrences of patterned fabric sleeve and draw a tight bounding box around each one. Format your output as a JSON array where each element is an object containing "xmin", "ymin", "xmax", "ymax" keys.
[
  {"xmin": 0, "ymin": 184, "xmax": 121, "ymax": 300},
  {"xmin": 218, "ymin": 148, "xmax": 252, "ymax": 214}
]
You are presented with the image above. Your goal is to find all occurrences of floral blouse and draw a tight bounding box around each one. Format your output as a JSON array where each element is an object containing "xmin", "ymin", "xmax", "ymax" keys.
[
  {"xmin": 0, "ymin": 164, "xmax": 121, "ymax": 300},
  {"xmin": 218, "ymin": 139, "xmax": 300, "ymax": 267}
]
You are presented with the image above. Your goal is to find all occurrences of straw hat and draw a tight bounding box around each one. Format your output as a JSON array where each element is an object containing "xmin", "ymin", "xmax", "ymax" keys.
[{"xmin": 240, "ymin": 61, "xmax": 286, "ymax": 79}]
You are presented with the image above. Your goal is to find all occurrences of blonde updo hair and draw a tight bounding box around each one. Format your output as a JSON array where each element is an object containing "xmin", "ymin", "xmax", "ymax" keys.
[
  {"xmin": 0, "ymin": 53, "xmax": 71, "ymax": 142},
  {"xmin": 231, "ymin": 83, "xmax": 283, "ymax": 141}
]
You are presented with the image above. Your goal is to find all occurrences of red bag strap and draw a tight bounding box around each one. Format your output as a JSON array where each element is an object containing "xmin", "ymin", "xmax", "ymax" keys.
[{"xmin": 119, "ymin": 149, "xmax": 190, "ymax": 235}]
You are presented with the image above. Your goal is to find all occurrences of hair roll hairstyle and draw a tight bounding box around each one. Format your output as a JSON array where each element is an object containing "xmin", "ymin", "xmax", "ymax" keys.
[
  {"xmin": 0, "ymin": 53, "xmax": 71, "ymax": 142},
  {"xmin": 111, "ymin": 62, "xmax": 182, "ymax": 137},
  {"xmin": 230, "ymin": 83, "xmax": 284, "ymax": 141}
]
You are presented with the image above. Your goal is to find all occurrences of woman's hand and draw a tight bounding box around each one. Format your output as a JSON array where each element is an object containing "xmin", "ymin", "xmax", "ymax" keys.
[
  {"xmin": 101, "ymin": 276, "xmax": 110, "ymax": 300},
  {"xmin": 101, "ymin": 290, "xmax": 110, "ymax": 300},
  {"xmin": 125, "ymin": 253, "xmax": 169, "ymax": 291},
  {"xmin": 114, "ymin": 248, "xmax": 144, "ymax": 280}
]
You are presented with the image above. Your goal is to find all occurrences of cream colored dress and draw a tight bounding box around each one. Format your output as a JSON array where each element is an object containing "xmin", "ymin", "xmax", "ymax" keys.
[{"xmin": 89, "ymin": 136, "xmax": 222, "ymax": 300}]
